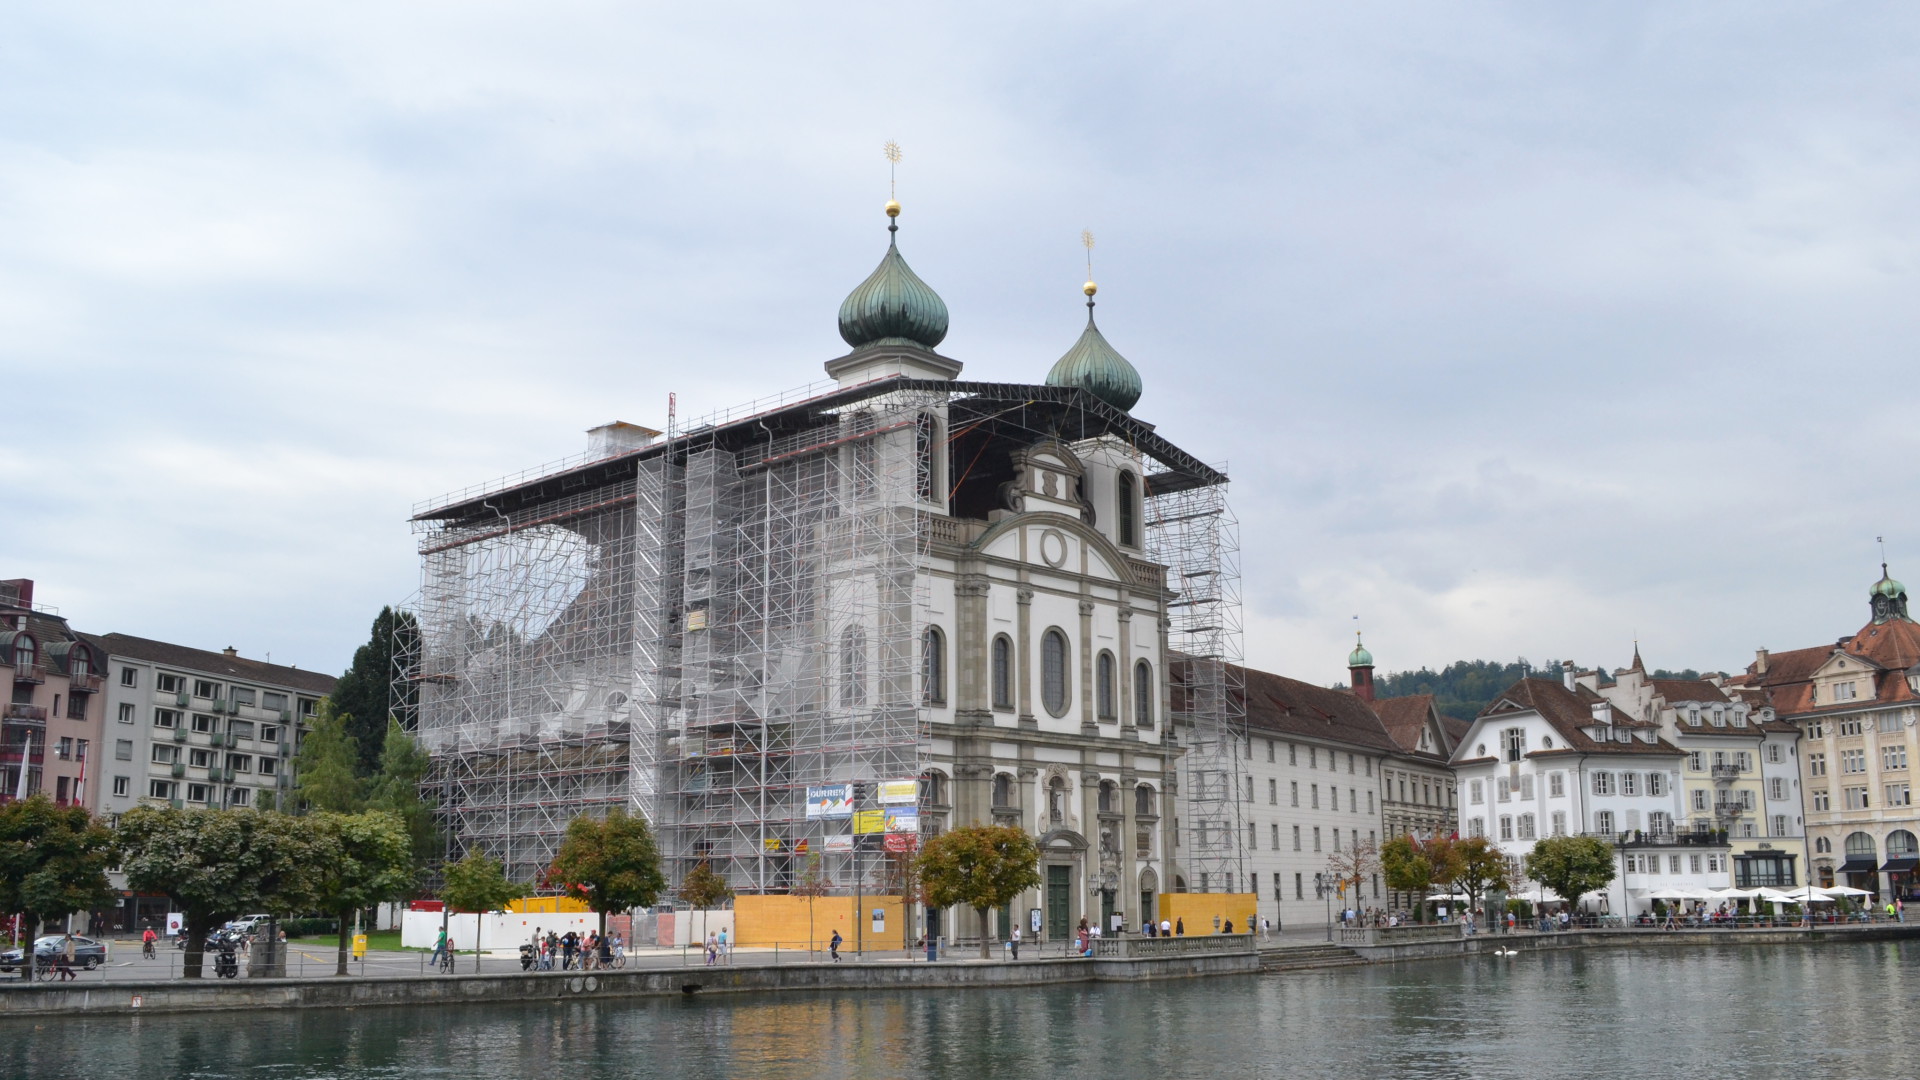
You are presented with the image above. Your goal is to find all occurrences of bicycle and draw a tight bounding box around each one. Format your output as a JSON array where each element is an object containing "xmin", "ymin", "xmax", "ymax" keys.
[{"xmin": 439, "ymin": 948, "xmax": 457, "ymax": 974}]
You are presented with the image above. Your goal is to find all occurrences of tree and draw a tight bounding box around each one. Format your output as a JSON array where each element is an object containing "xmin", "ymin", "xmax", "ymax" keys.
[
  {"xmin": 292, "ymin": 702, "xmax": 365, "ymax": 814},
  {"xmin": 678, "ymin": 860, "xmax": 735, "ymax": 911},
  {"xmin": 1526, "ymin": 835, "xmax": 1617, "ymax": 915},
  {"xmin": 0, "ymin": 795, "xmax": 117, "ymax": 981},
  {"xmin": 367, "ymin": 719, "xmax": 438, "ymax": 877},
  {"xmin": 547, "ymin": 809, "xmax": 667, "ymax": 940},
  {"xmin": 1324, "ymin": 838, "xmax": 1380, "ymax": 919},
  {"xmin": 1368, "ymin": 658, "xmax": 1568, "ymax": 723},
  {"xmin": 791, "ymin": 851, "xmax": 831, "ymax": 953},
  {"xmin": 309, "ymin": 811, "xmax": 415, "ymax": 976},
  {"xmin": 117, "ymin": 807, "xmax": 317, "ymax": 978},
  {"xmin": 441, "ymin": 851, "xmax": 525, "ymax": 973},
  {"xmin": 1381, "ymin": 834, "xmax": 1461, "ymax": 923},
  {"xmin": 329, "ymin": 607, "xmax": 421, "ymax": 776},
  {"xmin": 1451, "ymin": 836, "xmax": 1512, "ymax": 918},
  {"xmin": 915, "ymin": 825, "xmax": 1041, "ymax": 958}
]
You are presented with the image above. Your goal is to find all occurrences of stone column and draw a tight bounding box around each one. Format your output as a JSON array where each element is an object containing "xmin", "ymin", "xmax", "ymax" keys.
[
  {"xmin": 952, "ymin": 574, "xmax": 991, "ymax": 728},
  {"xmin": 1079, "ymin": 598, "xmax": 1097, "ymax": 736},
  {"xmin": 1117, "ymin": 603, "xmax": 1136, "ymax": 741},
  {"xmin": 1016, "ymin": 586, "xmax": 1036, "ymax": 729}
]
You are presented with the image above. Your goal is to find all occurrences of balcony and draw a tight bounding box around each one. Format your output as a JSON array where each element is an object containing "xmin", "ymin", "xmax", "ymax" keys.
[
  {"xmin": 0, "ymin": 746, "xmax": 45, "ymax": 765},
  {"xmin": 67, "ymin": 673, "xmax": 103, "ymax": 695},
  {"xmin": 1615, "ymin": 828, "xmax": 1730, "ymax": 848},
  {"xmin": 1714, "ymin": 802, "xmax": 1749, "ymax": 818},
  {"xmin": 1711, "ymin": 765, "xmax": 1742, "ymax": 781},
  {"xmin": 2, "ymin": 703, "xmax": 48, "ymax": 725},
  {"xmin": 11, "ymin": 661, "xmax": 45, "ymax": 686}
]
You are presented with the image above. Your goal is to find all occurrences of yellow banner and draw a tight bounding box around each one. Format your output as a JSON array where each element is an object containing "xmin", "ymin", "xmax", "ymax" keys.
[{"xmin": 853, "ymin": 809, "xmax": 885, "ymax": 835}]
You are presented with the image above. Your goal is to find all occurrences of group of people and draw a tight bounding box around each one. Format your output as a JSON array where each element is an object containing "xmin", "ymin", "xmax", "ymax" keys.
[
  {"xmin": 702, "ymin": 927, "xmax": 731, "ymax": 966},
  {"xmin": 528, "ymin": 927, "xmax": 624, "ymax": 970}
]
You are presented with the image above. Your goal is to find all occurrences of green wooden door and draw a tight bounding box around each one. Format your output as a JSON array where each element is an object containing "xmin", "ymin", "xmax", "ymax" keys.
[{"xmin": 1046, "ymin": 865, "xmax": 1071, "ymax": 939}]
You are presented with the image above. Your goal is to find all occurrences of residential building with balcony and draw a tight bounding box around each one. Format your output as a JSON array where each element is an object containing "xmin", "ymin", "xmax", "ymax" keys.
[
  {"xmin": 1451, "ymin": 674, "xmax": 1726, "ymax": 916},
  {"xmin": 83, "ymin": 633, "xmax": 333, "ymax": 824},
  {"xmin": 1581, "ymin": 651, "xmax": 1804, "ymax": 891},
  {"xmin": 1, "ymin": 579, "xmax": 108, "ymax": 809},
  {"xmin": 1728, "ymin": 567, "xmax": 1920, "ymax": 901}
]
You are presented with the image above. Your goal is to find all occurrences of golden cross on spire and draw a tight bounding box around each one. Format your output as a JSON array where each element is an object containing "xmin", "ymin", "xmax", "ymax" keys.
[
  {"xmin": 883, "ymin": 140, "xmax": 902, "ymax": 218},
  {"xmin": 1082, "ymin": 230, "xmax": 1097, "ymax": 297}
]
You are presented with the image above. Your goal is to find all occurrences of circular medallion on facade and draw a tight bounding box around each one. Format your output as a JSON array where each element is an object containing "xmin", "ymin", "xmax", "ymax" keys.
[
  {"xmin": 570, "ymin": 977, "xmax": 584, "ymax": 993},
  {"xmin": 1040, "ymin": 529, "xmax": 1069, "ymax": 568}
]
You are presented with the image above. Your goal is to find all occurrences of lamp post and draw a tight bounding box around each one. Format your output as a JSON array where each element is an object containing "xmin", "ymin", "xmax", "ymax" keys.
[{"xmin": 1315, "ymin": 873, "xmax": 1332, "ymax": 942}]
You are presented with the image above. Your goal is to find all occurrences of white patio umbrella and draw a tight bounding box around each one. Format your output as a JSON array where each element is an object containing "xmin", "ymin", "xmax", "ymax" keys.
[
  {"xmin": 1823, "ymin": 885, "xmax": 1874, "ymax": 897},
  {"xmin": 1709, "ymin": 887, "xmax": 1760, "ymax": 900},
  {"xmin": 1753, "ymin": 888, "xmax": 1805, "ymax": 905},
  {"xmin": 1769, "ymin": 886, "xmax": 1834, "ymax": 904},
  {"xmin": 1425, "ymin": 892, "xmax": 1471, "ymax": 902}
]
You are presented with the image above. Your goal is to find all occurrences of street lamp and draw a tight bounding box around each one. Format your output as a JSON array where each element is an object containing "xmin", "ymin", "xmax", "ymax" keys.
[{"xmin": 1314, "ymin": 873, "xmax": 1332, "ymax": 942}]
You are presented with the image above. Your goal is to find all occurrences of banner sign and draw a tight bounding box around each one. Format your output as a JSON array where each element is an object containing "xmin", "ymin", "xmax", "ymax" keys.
[
  {"xmin": 853, "ymin": 809, "xmax": 886, "ymax": 835},
  {"xmin": 883, "ymin": 832, "xmax": 920, "ymax": 853},
  {"xmin": 806, "ymin": 784, "xmax": 854, "ymax": 820},
  {"xmin": 824, "ymin": 835, "xmax": 854, "ymax": 853},
  {"xmin": 876, "ymin": 779, "xmax": 919, "ymax": 805},
  {"xmin": 883, "ymin": 807, "xmax": 919, "ymax": 833}
]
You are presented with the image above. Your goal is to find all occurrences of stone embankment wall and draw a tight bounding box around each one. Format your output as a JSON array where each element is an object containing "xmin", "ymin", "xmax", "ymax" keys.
[
  {"xmin": 0, "ymin": 950, "xmax": 1260, "ymax": 1018},
  {"xmin": 1348, "ymin": 923, "xmax": 1920, "ymax": 964}
]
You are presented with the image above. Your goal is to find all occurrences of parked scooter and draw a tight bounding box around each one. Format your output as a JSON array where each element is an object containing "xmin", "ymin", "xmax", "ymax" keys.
[
  {"xmin": 213, "ymin": 942, "xmax": 240, "ymax": 979},
  {"xmin": 519, "ymin": 943, "xmax": 536, "ymax": 971}
]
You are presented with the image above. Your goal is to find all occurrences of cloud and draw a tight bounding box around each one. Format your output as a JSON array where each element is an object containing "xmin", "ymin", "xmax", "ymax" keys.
[{"xmin": 3, "ymin": 1, "xmax": 1918, "ymax": 685}]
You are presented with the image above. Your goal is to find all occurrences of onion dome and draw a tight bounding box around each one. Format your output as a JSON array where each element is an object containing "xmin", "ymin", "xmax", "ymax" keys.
[
  {"xmin": 1348, "ymin": 633, "xmax": 1374, "ymax": 669},
  {"xmin": 837, "ymin": 205, "xmax": 949, "ymax": 350},
  {"xmin": 1045, "ymin": 281, "xmax": 1142, "ymax": 412},
  {"xmin": 1874, "ymin": 566, "xmax": 1906, "ymax": 599}
]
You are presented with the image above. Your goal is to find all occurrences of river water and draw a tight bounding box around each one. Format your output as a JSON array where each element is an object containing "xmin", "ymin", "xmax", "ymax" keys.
[{"xmin": 4, "ymin": 942, "xmax": 1912, "ymax": 1079}]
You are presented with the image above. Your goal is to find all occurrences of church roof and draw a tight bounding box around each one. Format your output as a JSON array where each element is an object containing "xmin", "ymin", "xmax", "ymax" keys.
[
  {"xmin": 1045, "ymin": 295, "xmax": 1141, "ymax": 412},
  {"xmin": 836, "ymin": 216, "xmax": 949, "ymax": 351}
]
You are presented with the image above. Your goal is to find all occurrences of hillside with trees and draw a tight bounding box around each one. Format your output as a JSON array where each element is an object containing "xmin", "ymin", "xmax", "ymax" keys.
[{"xmin": 1362, "ymin": 658, "xmax": 1716, "ymax": 721}]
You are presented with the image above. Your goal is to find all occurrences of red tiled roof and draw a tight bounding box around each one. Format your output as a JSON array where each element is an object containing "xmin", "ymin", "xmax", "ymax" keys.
[
  {"xmin": 1374, "ymin": 693, "xmax": 1445, "ymax": 759},
  {"xmin": 1464, "ymin": 677, "xmax": 1684, "ymax": 760},
  {"xmin": 1172, "ymin": 659, "xmax": 1400, "ymax": 754},
  {"xmin": 1746, "ymin": 616, "xmax": 1920, "ymax": 719}
]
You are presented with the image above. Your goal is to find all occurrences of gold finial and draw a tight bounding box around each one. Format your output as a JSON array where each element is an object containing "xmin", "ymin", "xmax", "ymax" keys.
[
  {"xmin": 1082, "ymin": 229, "xmax": 1097, "ymax": 296},
  {"xmin": 884, "ymin": 140, "xmax": 902, "ymax": 217}
]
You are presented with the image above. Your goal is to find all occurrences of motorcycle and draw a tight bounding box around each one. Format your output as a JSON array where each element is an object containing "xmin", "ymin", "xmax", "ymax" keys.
[
  {"xmin": 518, "ymin": 943, "xmax": 536, "ymax": 972},
  {"xmin": 213, "ymin": 944, "xmax": 239, "ymax": 979}
]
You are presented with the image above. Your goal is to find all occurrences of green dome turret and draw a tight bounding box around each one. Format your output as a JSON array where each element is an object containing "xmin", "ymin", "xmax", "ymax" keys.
[
  {"xmin": 1871, "ymin": 563, "xmax": 1910, "ymax": 624},
  {"xmin": 1045, "ymin": 283, "xmax": 1142, "ymax": 412},
  {"xmin": 838, "ymin": 210, "xmax": 948, "ymax": 350},
  {"xmin": 1348, "ymin": 633, "xmax": 1373, "ymax": 669}
]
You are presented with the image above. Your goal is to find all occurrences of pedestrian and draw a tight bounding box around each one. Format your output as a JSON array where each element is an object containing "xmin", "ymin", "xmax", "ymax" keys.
[
  {"xmin": 611, "ymin": 931, "xmax": 625, "ymax": 965},
  {"xmin": 829, "ymin": 930, "xmax": 843, "ymax": 962},
  {"xmin": 431, "ymin": 926, "xmax": 449, "ymax": 969},
  {"xmin": 583, "ymin": 932, "xmax": 600, "ymax": 971},
  {"xmin": 704, "ymin": 932, "xmax": 718, "ymax": 967},
  {"xmin": 1009, "ymin": 924, "xmax": 1021, "ymax": 960},
  {"xmin": 1899, "ymin": 898, "xmax": 1907, "ymax": 923},
  {"xmin": 718, "ymin": 926, "xmax": 730, "ymax": 964},
  {"xmin": 1260, "ymin": 916, "xmax": 1270, "ymax": 940},
  {"xmin": 142, "ymin": 926, "xmax": 157, "ymax": 959},
  {"xmin": 600, "ymin": 931, "xmax": 614, "ymax": 969},
  {"xmin": 1160, "ymin": 918, "xmax": 1171, "ymax": 937},
  {"xmin": 57, "ymin": 933, "xmax": 77, "ymax": 981},
  {"xmin": 1222, "ymin": 919, "xmax": 1233, "ymax": 934},
  {"xmin": 1174, "ymin": 918, "xmax": 1184, "ymax": 936}
]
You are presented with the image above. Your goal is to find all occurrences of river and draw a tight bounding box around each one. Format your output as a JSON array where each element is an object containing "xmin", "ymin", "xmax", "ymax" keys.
[{"xmin": 3, "ymin": 942, "xmax": 1911, "ymax": 1079}]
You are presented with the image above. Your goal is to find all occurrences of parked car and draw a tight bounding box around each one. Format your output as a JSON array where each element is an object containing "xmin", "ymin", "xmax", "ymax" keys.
[
  {"xmin": 0, "ymin": 935, "xmax": 108, "ymax": 972},
  {"xmin": 223, "ymin": 914, "xmax": 273, "ymax": 935}
]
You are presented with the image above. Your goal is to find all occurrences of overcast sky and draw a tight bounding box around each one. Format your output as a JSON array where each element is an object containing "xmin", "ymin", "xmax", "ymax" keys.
[{"xmin": 5, "ymin": 2, "xmax": 1917, "ymax": 687}]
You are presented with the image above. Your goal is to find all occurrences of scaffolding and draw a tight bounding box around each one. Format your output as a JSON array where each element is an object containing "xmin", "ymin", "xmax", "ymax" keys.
[
  {"xmin": 403, "ymin": 375, "xmax": 1235, "ymax": 893},
  {"xmin": 1149, "ymin": 478, "xmax": 1246, "ymax": 893}
]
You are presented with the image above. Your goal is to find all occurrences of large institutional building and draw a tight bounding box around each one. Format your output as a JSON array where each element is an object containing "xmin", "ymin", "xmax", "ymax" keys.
[{"xmin": 407, "ymin": 199, "xmax": 1246, "ymax": 940}]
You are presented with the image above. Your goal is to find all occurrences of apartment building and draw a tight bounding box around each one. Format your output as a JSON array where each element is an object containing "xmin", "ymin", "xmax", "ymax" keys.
[{"xmin": 2, "ymin": 579, "xmax": 108, "ymax": 808}]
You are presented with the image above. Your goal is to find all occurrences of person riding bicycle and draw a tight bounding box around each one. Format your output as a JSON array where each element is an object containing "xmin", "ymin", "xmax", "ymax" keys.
[{"xmin": 142, "ymin": 927, "xmax": 158, "ymax": 959}]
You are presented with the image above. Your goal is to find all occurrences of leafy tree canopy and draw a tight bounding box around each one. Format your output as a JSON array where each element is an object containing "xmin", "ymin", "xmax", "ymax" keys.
[
  {"xmin": 547, "ymin": 809, "xmax": 667, "ymax": 936},
  {"xmin": 366, "ymin": 718, "xmax": 438, "ymax": 876},
  {"xmin": 328, "ymin": 607, "xmax": 421, "ymax": 776},
  {"xmin": 1526, "ymin": 834, "xmax": 1617, "ymax": 913},
  {"xmin": 916, "ymin": 825, "xmax": 1041, "ymax": 958},
  {"xmin": 309, "ymin": 811, "xmax": 415, "ymax": 975},
  {"xmin": 678, "ymin": 860, "xmax": 735, "ymax": 911},
  {"xmin": 293, "ymin": 702, "xmax": 365, "ymax": 814},
  {"xmin": 1366, "ymin": 658, "xmax": 1567, "ymax": 722},
  {"xmin": 1450, "ymin": 836, "xmax": 1512, "ymax": 913},
  {"xmin": 0, "ymin": 795, "xmax": 116, "ymax": 979},
  {"xmin": 442, "ymin": 851, "xmax": 524, "ymax": 916}
]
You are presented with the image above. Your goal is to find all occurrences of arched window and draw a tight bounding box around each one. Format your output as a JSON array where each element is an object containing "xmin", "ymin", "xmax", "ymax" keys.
[
  {"xmin": 921, "ymin": 626, "xmax": 946, "ymax": 705},
  {"xmin": 840, "ymin": 626, "xmax": 867, "ymax": 708},
  {"xmin": 920, "ymin": 770, "xmax": 947, "ymax": 806},
  {"xmin": 1117, "ymin": 471, "xmax": 1138, "ymax": 547},
  {"xmin": 1133, "ymin": 661, "xmax": 1154, "ymax": 728},
  {"xmin": 1135, "ymin": 784, "xmax": 1156, "ymax": 817},
  {"xmin": 991, "ymin": 635, "xmax": 1013, "ymax": 709},
  {"xmin": 849, "ymin": 412, "xmax": 877, "ymax": 500},
  {"xmin": 13, "ymin": 634, "xmax": 35, "ymax": 672},
  {"xmin": 991, "ymin": 773, "xmax": 1012, "ymax": 808},
  {"xmin": 1096, "ymin": 651, "xmax": 1116, "ymax": 720},
  {"xmin": 1890, "ymin": 830, "xmax": 1918, "ymax": 857},
  {"xmin": 69, "ymin": 648, "xmax": 89, "ymax": 681},
  {"xmin": 915, "ymin": 412, "xmax": 940, "ymax": 503},
  {"xmin": 1815, "ymin": 836, "xmax": 1832, "ymax": 854},
  {"xmin": 1846, "ymin": 831, "xmax": 1877, "ymax": 856},
  {"xmin": 1098, "ymin": 781, "xmax": 1117, "ymax": 814},
  {"xmin": 1041, "ymin": 629, "xmax": 1070, "ymax": 716}
]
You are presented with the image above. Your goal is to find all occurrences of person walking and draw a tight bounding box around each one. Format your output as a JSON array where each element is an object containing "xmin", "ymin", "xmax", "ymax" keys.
[
  {"xmin": 561, "ymin": 931, "xmax": 578, "ymax": 970},
  {"xmin": 704, "ymin": 932, "xmax": 718, "ymax": 967},
  {"xmin": 1174, "ymin": 918, "xmax": 1184, "ymax": 936},
  {"xmin": 1009, "ymin": 925, "xmax": 1021, "ymax": 960},
  {"xmin": 430, "ymin": 926, "xmax": 449, "ymax": 970},
  {"xmin": 56, "ymin": 934, "xmax": 77, "ymax": 981},
  {"xmin": 829, "ymin": 930, "xmax": 843, "ymax": 962},
  {"xmin": 1160, "ymin": 918, "xmax": 1171, "ymax": 937},
  {"xmin": 717, "ymin": 926, "xmax": 730, "ymax": 964}
]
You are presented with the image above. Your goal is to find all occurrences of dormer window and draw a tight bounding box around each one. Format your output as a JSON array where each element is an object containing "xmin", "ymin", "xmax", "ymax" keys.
[{"xmin": 13, "ymin": 635, "xmax": 35, "ymax": 671}]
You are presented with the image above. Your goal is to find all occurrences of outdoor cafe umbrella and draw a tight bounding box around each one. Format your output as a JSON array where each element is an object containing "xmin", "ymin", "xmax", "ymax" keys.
[
  {"xmin": 1771, "ymin": 886, "xmax": 1835, "ymax": 904},
  {"xmin": 1822, "ymin": 885, "xmax": 1873, "ymax": 897},
  {"xmin": 1425, "ymin": 892, "xmax": 1471, "ymax": 902}
]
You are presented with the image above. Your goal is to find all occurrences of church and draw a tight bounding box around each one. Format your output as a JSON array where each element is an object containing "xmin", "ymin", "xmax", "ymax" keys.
[{"xmin": 407, "ymin": 190, "xmax": 1241, "ymax": 945}]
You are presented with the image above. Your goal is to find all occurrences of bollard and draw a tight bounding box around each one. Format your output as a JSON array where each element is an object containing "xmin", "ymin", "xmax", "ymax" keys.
[{"xmin": 925, "ymin": 934, "xmax": 937, "ymax": 962}]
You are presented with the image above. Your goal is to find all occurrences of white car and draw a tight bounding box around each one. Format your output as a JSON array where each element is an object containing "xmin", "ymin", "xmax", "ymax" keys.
[{"xmin": 223, "ymin": 914, "xmax": 274, "ymax": 934}]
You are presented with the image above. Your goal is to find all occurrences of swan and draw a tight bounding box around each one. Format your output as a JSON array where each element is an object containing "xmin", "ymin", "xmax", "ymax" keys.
[{"xmin": 1493, "ymin": 947, "xmax": 1517, "ymax": 957}]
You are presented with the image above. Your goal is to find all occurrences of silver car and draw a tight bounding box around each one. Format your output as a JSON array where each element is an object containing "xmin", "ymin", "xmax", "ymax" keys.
[{"xmin": 0, "ymin": 935, "xmax": 108, "ymax": 971}]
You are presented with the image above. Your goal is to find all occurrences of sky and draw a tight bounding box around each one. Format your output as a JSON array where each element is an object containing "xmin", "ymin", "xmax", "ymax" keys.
[{"xmin": 4, "ymin": 2, "xmax": 1918, "ymax": 687}]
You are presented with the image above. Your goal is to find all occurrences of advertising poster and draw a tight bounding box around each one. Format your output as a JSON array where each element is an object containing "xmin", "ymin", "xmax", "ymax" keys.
[
  {"xmin": 876, "ymin": 779, "xmax": 919, "ymax": 805},
  {"xmin": 883, "ymin": 807, "xmax": 919, "ymax": 833},
  {"xmin": 805, "ymin": 784, "xmax": 854, "ymax": 819},
  {"xmin": 883, "ymin": 832, "xmax": 919, "ymax": 853},
  {"xmin": 853, "ymin": 809, "xmax": 886, "ymax": 835},
  {"xmin": 824, "ymin": 835, "xmax": 854, "ymax": 853}
]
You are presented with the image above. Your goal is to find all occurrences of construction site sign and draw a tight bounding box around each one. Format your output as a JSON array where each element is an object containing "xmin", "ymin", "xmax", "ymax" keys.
[
  {"xmin": 853, "ymin": 809, "xmax": 886, "ymax": 835},
  {"xmin": 806, "ymin": 784, "xmax": 854, "ymax": 819},
  {"xmin": 876, "ymin": 779, "xmax": 919, "ymax": 805}
]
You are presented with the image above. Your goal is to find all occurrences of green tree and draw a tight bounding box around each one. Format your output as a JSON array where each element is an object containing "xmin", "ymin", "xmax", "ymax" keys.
[
  {"xmin": 367, "ymin": 718, "xmax": 438, "ymax": 876},
  {"xmin": 1381, "ymin": 834, "xmax": 1462, "ymax": 922},
  {"xmin": 117, "ymin": 807, "xmax": 317, "ymax": 978},
  {"xmin": 546, "ymin": 809, "xmax": 667, "ymax": 939},
  {"xmin": 0, "ymin": 795, "xmax": 117, "ymax": 980},
  {"xmin": 309, "ymin": 811, "xmax": 415, "ymax": 976},
  {"xmin": 1526, "ymin": 835, "xmax": 1617, "ymax": 915},
  {"xmin": 1368, "ymin": 658, "xmax": 1568, "ymax": 723},
  {"xmin": 915, "ymin": 825, "xmax": 1041, "ymax": 958},
  {"xmin": 441, "ymin": 851, "xmax": 524, "ymax": 973},
  {"xmin": 1451, "ymin": 836, "xmax": 1512, "ymax": 918},
  {"xmin": 791, "ymin": 851, "xmax": 832, "ymax": 952},
  {"xmin": 678, "ymin": 859, "xmax": 735, "ymax": 911},
  {"xmin": 293, "ymin": 702, "xmax": 365, "ymax": 814},
  {"xmin": 329, "ymin": 607, "xmax": 421, "ymax": 776}
]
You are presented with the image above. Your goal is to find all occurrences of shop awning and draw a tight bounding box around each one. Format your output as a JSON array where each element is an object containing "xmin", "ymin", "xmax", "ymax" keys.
[
  {"xmin": 1880, "ymin": 857, "xmax": 1919, "ymax": 874},
  {"xmin": 1837, "ymin": 856, "xmax": 1880, "ymax": 874}
]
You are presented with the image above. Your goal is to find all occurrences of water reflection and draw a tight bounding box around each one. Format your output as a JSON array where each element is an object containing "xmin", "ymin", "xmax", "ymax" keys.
[{"xmin": 2, "ymin": 943, "xmax": 1914, "ymax": 1079}]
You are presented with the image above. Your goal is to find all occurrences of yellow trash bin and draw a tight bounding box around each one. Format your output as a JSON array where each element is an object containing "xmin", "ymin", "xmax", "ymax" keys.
[{"xmin": 352, "ymin": 933, "xmax": 368, "ymax": 960}]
